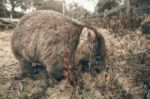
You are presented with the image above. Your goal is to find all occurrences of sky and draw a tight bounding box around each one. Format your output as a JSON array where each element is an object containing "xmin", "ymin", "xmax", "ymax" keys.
[{"xmin": 65, "ymin": 0, "xmax": 98, "ymax": 12}]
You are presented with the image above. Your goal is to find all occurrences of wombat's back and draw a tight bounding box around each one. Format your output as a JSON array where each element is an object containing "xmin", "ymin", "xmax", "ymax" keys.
[{"xmin": 11, "ymin": 10, "xmax": 84, "ymax": 63}]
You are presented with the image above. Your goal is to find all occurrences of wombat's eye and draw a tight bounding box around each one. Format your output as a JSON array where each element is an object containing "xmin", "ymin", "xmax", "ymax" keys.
[{"xmin": 88, "ymin": 32, "xmax": 91, "ymax": 38}]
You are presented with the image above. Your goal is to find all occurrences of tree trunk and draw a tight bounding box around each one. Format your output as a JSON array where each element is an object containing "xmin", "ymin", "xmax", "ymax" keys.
[
  {"xmin": 62, "ymin": 0, "xmax": 65, "ymax": 15},
  {"xmin": 10, "ymin": 0, "xmax": 15, "ymax": 19},
  {"xmin": 104, "ymin": 4, "xmax": 126, "ymax": 17},
  {"xmin": 3, "ymin": 0, "xmax": 7, "ymax": 17},
  {"xmin": 126, "ymin": 0, "xmax": 131, "ymax": 16}
]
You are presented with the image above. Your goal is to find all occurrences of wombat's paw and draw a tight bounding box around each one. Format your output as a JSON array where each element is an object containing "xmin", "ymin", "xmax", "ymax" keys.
[
  {"xmin": 30, "ymin": 64, "xmax": 46, "ymax": 80},
  {"xmin": 32, "ymin": 64, "xmax": 45, "ymax": 75},
  {"xmin": 30, "ymin": 75, "xmax": 37, "ymax": 80},
  {"xmin": 14, "ymin": 73, "xmax": 27, "ymax": 80}
]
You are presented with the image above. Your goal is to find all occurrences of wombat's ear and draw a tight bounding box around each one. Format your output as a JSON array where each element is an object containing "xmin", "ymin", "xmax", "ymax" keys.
[
  {"xmin": 82, "ymin": 27, "xmax": 88, "ymax": 33},
  {"xmin": 80, "ymin": 27, "xmax": 89, "ymax": 40},
  {"xmin": 80, "ymin": 27, "xmax": 96, "ymax": 41},
  {"xmin": 82, "ymin": 27, "xmax": 88, "ymax": 37}
]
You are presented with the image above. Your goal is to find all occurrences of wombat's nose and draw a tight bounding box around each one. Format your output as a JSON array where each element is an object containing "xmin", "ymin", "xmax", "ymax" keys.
[{"xmin": 79, "ymin": 59, "xmax": 89, "ymax": 72}]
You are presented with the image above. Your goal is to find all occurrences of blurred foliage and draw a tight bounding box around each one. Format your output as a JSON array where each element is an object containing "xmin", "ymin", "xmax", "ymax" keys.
[
  {"xmin": 0, "ymin": 0, "xmax": 8, "ymax": 17},
  {"xmin": 95, "ymin": 0, "xmax": 119, "ymax": 13},
  {"xmin": 0, "ymin": 0, "xmax": 91, "ymax": 19},
  {"xmin": 0, "ymin": 0, "xmax": 63, "ymax": 18},
  {"xmin": 33, "ymin": 0, "xmax": 63, "ymax": 13},
  {"xmin": 103, "ymin": 12, "xmax": 142, "ymax": 34},
  {"xmin": 66, "ymin": 3, "xmax": 90, "ymax": 21},
  {"xmin": 0, "ymin": 0, "xmax": 149, "ymax": 34}
]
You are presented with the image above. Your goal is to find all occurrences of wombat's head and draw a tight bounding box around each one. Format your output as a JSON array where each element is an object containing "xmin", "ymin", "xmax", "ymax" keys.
[{"xmin": 75, "ymin": 27, "xmax": 106, "ymax": 71}]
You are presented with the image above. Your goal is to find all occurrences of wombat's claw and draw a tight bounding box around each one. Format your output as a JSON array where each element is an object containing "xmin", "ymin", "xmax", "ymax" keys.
[
  {"xmin": 30, "ymin": 76, "xmax": 37, "ymax": 80},
  {"xmin": 14, "ymin": 73, "xmax": 27, "ymax": 80},
  {"xmin": 14, "ymin": 75, "xmax": 24, "ymax": 80}
]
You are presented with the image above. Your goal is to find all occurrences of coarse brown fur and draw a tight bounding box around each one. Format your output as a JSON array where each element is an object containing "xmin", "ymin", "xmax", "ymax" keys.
[{"xmin": 11, "ymin": 10, "xmax": 106, "ymax": 83}]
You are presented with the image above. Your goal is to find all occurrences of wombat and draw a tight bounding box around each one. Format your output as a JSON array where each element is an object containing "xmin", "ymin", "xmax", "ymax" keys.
[{"xmin": 11, "ymin": 10, "xmax": 106, "ymax": 82}]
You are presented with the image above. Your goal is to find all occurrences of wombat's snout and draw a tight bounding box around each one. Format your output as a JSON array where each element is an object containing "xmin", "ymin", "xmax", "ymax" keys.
[{"xmin": 79, "ymin": 58, "xmax": 89, "ymax": 72}]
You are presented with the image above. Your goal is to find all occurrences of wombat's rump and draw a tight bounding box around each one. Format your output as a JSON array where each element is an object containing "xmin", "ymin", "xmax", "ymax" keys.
[{"xmin": 11, "ymin": 10, "xmax": 106, "ymax": 82}]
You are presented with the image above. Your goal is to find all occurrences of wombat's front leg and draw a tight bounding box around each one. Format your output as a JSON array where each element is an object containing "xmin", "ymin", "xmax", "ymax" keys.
[
  {"xmin": 46, "ymin": 67, "xmax": 59, "ymax": 87},
  {"xmin": 36, "ymin": 62, "xmax": 55, "ymax": 90},
  {"xmin": 14, "ymin": 58, "xmax": 32, "ymax": 80}
]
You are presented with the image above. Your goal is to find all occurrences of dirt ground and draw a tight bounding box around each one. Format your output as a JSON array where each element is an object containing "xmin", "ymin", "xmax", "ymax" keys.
[
  {"xmin": 0, "ymin": 29, "xmax": 149, "ymax": 99},
  {"xmin": 0, "ymin": 30, "xmax": 19, "ymax": 81}
]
